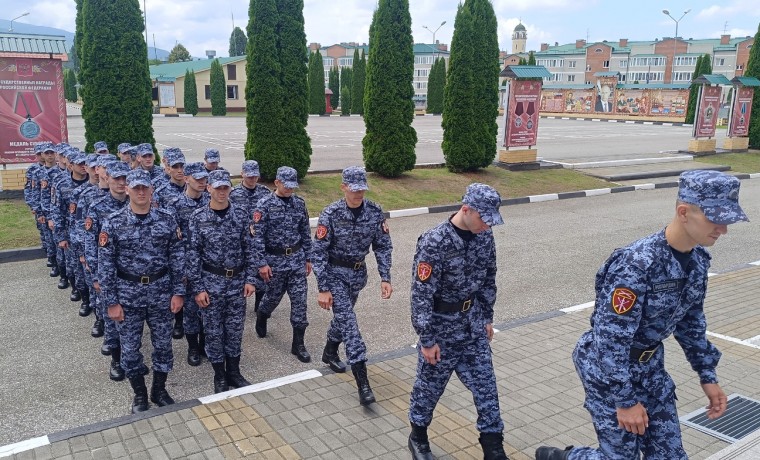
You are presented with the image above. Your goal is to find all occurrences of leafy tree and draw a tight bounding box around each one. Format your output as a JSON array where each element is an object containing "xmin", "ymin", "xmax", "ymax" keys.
[
  {"xmin": 427, "ymin": 57, "xmax": 445, "ymax": 114},
  {"xmin": 168, "ymin": 43, "xmax": 192, "ymax": 63},
  {"xmin": 685, "ymin": 54, "xmax": 704, "ymax": 124},
  {"xmin": 328, "ymin": 66, "xmax": 340, "ymax": 110},
  {"xmin": 79, "ymin": 0, "xmax": 156, "ymax": 153},
  {"xmin": 527, "ymin": 50, "xmax": 536, "ymax": 65},
  {"xmin": 442, "ymin": 3, "xmax": 480, "ymax": 172},
  {"xmin": 275, "ymin": 0, "xmax": 312, "ymax": 177},
  {"xmin": 64, "ymin": 69, "xmax": 78, "ymax": 102},
  {"xmin": 350, "ymin": 48, "xmax": 366, "ymax": 115},
  {"xmin": 184, "ymin": 69, "xmax": 199, "ymax": 115},
  {"xmin": 210, "ymin": 58, "xmax": 227, "ymax": 116},
  {"xmin": 229, "ymin": 26, "xmax": 247, "ymax": 57},
  {"xmin": 362, "ymin": 0, "xmax": 417, "ymax": 177},
  {"xmin": 148, "ymin": 58, "xmax": 161, "ymax": 66},
  {"xmin": 746, "ymin": 22, "xmax": 760, "ymax": 148},
  {"xmin": 308, "ymin": 50, "xmax": 326, "ymax": 114}
]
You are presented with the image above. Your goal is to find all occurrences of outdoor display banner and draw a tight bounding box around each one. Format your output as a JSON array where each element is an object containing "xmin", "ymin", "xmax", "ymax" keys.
[
  {"xmin": 540, "ymin": 87, "xmax": 689, "ymax": 118},
  {"xmin": 505, "ymin": 80, "xmax": 542, "ymax": 148},
  {"xmin": 729, "ymin": 86, "xmax": 754, "ymax": 138},
  {"xmin": 158, "ymin": 83, "xmax": 176, "ymax": 107},
  {"xmin": 693, "ymin": 85, "xmax": 721, "ymax": 138},
  {"xmin": 0, "ymin": 58, "xmax": 67, "ymax": 163},
  {"xmin": 594, "ymin": 76, "xmax": 618, "ymax": 113}
]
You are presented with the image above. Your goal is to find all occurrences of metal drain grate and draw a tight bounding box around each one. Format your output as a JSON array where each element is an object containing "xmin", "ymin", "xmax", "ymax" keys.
[{"xmin": 680, "ymin": 394, "xmax": 760, "ymax": 443}]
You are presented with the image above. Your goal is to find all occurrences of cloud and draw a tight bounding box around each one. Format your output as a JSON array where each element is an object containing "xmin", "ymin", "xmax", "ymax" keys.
[
  {"xmin": 493, "ymin": 0, "xmax": 595, "ymax": 12},
  {"xmin": 27, "ymin": 1, "xmax": 76, "ymax": 31},
  {"xmin": 697, "ymin": 5, "xmax": 722, "ymax": 19}
]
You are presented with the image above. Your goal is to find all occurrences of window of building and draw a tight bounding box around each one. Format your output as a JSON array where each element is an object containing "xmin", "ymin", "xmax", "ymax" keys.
[
  {"xmin": 414, "ymin": 56, "xmax": 434, "ymax": 65},
  {"xmin": 619, "ymin": 74, "xmax": 626, "ymax": 82},
  {"xmin": 204, "ymin": 85, "xmax": 211, "ymax": 100},
  {"xmin": 414, "ymin": 81, "xmax": 428, "ymax": 90},
  {"xmin": 227, "ymin": 85, "xmax": 239, "ymax": 99},
  {"xmin": 586, "ymin": 65, "xmax": 592, "ymax": 71},
  {"xmin": 631, "ymin": 57, "xmax": 665, "ymax": 67},
  {"xmin": 603, "ymin": 60, "xmax": 610, "ymax": 68},
  {"xmin": 536, "ymin": 59, "xmax": 563, "ymax": 67},
  {"xmin": 568, "ymin": 61, "xmax": 576, "ymax": 68},
  {"xmin": 227, "ymin": 64, "xmax": 237, "ymax": 80},
  {"xmin": 715, "ymin": 58, "xmax": 725, "ymax": 67},
  {"xmin": 674, "ymin": 56, "xmax": 697, "ymax": 66},
  {"xmin": 339, "ymin": 57, "xmax": 353, "ymax": 67},
  {"xmin": 737, "ymin": 64, "xmax": 744, "ymax": 70},
  {"xmin": 323, "ymin": 57, "xmax": 334, "ymax": 66},
  {"xmin": 415, "ymin": 69, "xmax": 429, "ymax": 77},
  {"xmin": 567, "ymin": 74, "xmax": 575, "ymax": 82},
  {"xmin": 673, "ymin": 72, "xmax": 692, "ymax": 82},
  {"xmin": 630, "ymin": 72, "xmax": 663, "ymax": 82},
  {"xmin": 619, "ymin": 60, "xmax": 628, "ymax": 68},
  {"xmin": 595, "ymin": 48, "xmax": 602, "ymax": 53}
]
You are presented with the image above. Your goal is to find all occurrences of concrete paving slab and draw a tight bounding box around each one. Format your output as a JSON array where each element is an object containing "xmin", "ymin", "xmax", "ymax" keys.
[{"xmin": 576, "ymin": 160, "xmax": 731, "ymax": 181}]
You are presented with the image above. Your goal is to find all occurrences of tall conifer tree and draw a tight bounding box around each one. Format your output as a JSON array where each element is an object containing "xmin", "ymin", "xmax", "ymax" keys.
[
  {"xmin": 350, "ymin": 49, "xmax": 366, "ymax": 115},
  {"xmin": 685, "ymin": 54, "xmax": 704, "ymax": 124},
  {"xmin": 308, "ymin": 50, "xmax": 326, "ymax": 114},
  {"xmin": 210, "ymin": 59, "xmax": 227, "ymax": 116},
  {"xmin": 746, "ymin": 23, "xmax": 760, "ymax": 148},
  {"xmin": 184, "ymin": 69, "xmax": 198, "ymax": 115}
]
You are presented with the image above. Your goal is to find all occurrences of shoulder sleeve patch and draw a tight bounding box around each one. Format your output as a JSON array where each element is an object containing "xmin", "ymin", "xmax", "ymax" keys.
[
  {"xmin": 416, "ymin": 262, "xmax": 433, "ymax": 282},
  {"xmin": 98, "ymin": 231, "xmax": 109, "ymax": 247},
  {"xmin": 316, "ymin": 224, "xmax": 328, "ymax": 240},
  {"xmin": 69, "ymin": 203, "xmax": 77, "ymax": 214},
  {"xmin": 611, "ymin": 287, "xmax": 637, "ymax": 315},
  {"xmin": 253, "ymin": 211, "xmax": 262, "ymax": 223},
  {"xmin": 381, "ymin": 219, "xmax": 389, "ymax": 234},
  {"xmin": 84, "ymin": 217, "xmax": 93, "ymax": 231}
]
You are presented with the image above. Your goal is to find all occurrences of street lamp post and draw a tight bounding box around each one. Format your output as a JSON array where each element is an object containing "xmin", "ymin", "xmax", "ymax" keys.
[
  {"xmin": 9, "ymin": 12, "xmax": 30, "ymax": 32},
  {"xmin": 422, "ymin": 21, "xmax": 446, "ymax": 58},
  {"xmin": 662, "ymin": 9, "xmax": 691, "ymax": 84}
]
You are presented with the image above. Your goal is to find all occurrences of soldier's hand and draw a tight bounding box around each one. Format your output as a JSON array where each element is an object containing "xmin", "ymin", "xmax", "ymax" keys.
[
  {"xmin": 58, "ymin": 241, "xmax": 69, "ymax": 249},
  {"xmin": 318, "ymin": 291, "xmax": 333, "ymax": 310},
  {"xmin": 243, "ymin": 283, "xmax": 255, "ymax": 298},
  {"xmin": 380, "ymin": 281, "xmax": 392, "ymax": 299},
  {"xmin": 485, "ymin": 323, "xmax": 494, "ymax": 342},
  {"xmin": 79, "ymin": 255, "xmax": 85, "ymax": 264},
  {"xmin": 259, "ymin": 265, "xmax": 272, "ymax": 282},
  {"xmin": 196, "ymin": 291, "xmax": 210, "ymax": 308},
  {"xmin": 702, "ymin": 383, "xmax": 728, "ymax": 419},
  {"xmin": 421, "ymin": 344, "xmax": 441, "ymax": 366},
  {"xmin": 305, "ymin": 262, "xmax": 312, "ymax": 277},
  {"xmin": 47, "ymin": 220, "xmax": 54, "ymax": 230},
  {"xmin": 170, "ymin": 295, "xmax": 184, "ymax": 313},
  {"xmin": 37, "ymin": 216, "xmax": 45, "ymax": 224},
  {"xmin": 616, "ymin": 403, "xmax": 648, "ymax": 435},
  {"xmin": 108, "ymin": 304, "xmax": 124, "ymax": 322},
  {"xmin": 93, "ymin": 281, "xmax": 101, "ymax": 293}
]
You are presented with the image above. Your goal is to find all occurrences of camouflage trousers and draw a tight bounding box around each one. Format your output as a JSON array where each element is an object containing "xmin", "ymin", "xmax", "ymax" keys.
[
  {"xmin": 325, "ymin": 269, "xmax": 367, "ymax": 365},
  {"xmin": 258, "ymin": 263, "xmax": 309, "ymax": 330},
  {"xmin": 408, "ymin": 335, "xmax": 504, "ymax": 433},
  {"xmin": 200, "ymin": 294, "xmax": 247, "ymax": 363},
  {"xmin": 69, "ymin": 242, "xmax": 86, "ymax": 292},
  {"xmin": 183, "ymin": 296, "xmax": 202, "ymax": 335},
  {"xmin": 41, "ymin": 223, "xmax": 56, "ymax": 259},
  {"xmin": 116, "ymin": 302, "xmax": 174, "ymax": 379}
]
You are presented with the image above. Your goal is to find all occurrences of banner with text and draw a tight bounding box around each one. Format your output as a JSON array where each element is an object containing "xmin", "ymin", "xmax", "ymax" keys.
[
  {"xmin": 0, "ymin": 58, "xmax": 68, "ymax": 163},
  {"xmin": 694, "ymin": 85, "xmax": 721, "ymax": 138},
  {"xmin": 505, "ymin": 80, "xmax": 542, "ymax": 148},
  {"xmin": 729, "ymin": 86, "xmax": 754, "ymax": 137}
]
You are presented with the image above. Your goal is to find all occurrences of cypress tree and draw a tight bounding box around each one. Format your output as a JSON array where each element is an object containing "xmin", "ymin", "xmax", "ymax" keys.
[
  {"xmin": 184, "ymin": 69, "xmax": 199, "ymax": 115},
  {"xmin": 467, "ymin": 0, "xmax": 500, "ymax": 168},
  {"xmin": 328, "ymin": 66, "xmax": 340, "ymax": 110},
  {"xmin": 527, "ymin": 50, "xmax": 536, "ymax": 65},
  {"xmin": 746, "ymin": 23, "xmax": 760, "ymax": 148},
  {"xmin": 245, "ymin": 0, "xmax": 288, "ymax": 179},
  {"xmin": 229, "ymin": 26, "xmax": 248, "ymax": 57},
  {"xmin": 341, "ymin": 84, "xmax": 351, "ymax": 115},
  {"xmin": 362, "ymin": 0, "xmax": 417, "ymax": 177},
  {"xmin": 442, "ymin": 3, "xmax": 481, "ymax": 172},
  {"xmin": 275, "ymin": 0, "xmax": 312, "ymax": 177},
  {"xmin": 341, "ymin": 66, "xmax": 353, "ymax": 94},
  {"xmin": 80, "ymin": 0, "xmax": 156, "ymax": 153},
  {"xmin": 701, "ymin": 53, "xmax": 713, "ymax": 76},
  {"xmin": 350, "ymin": 49, "xmax": 366, "ymax": 115},
  {"xmin": 74, "ymin": 0, "xmax": 84, "ymax": 85},
  {"xmin": 210, "ymin": 59, "xmax": 227, "ymax": 116},
  {"xmin": 427, "ymin": 57, "xmax": 445, "ymax": 114},
  {"xmin": 518, "ymin": 57, "xmax": 527, "ymax": 65},
  {"xmin": 685, "ymin": 54, "xmax": 704, "ymax": 124},
  {"xmin": 168, "ymin": 43, "xmax": 191, "ymax": 63},
  {"xmin": 308, "ymin": 50, "xmax": 326, "ymax": 114},
  {"xmin": 64, "ymin": 69, "xmax": 77, "ymax": 102}
]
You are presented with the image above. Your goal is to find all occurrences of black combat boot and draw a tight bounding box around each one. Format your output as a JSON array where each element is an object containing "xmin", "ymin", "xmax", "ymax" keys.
[
  {"xmin": 78, "ymin": 290, "xmax": 92, "ymax": 317},
  {"xmin": 57, "ymin": 275, "xmax": 69, "ymax": 289},
  {"xmin": 101, "ymin": 341, "xmax": 112, "ymax": 356},
  {"xmin": 46, "ymin": 257, "xmax": 54, "ymax": 267},
  {"xmin": 351, "ymin": 361, "xmax": 375, "ymax": 406},
  {"xmin": 109, "ymin": 347, "xmax": 125, "ymax": 381},
  {"xmin": 479, "ymin": 433, "xmax": 509, "ymax": 460},
  {"xmin": 172, "ymin": 310, "xmax": 184, "ymax": 339},
  {"xmin": 255, "ymin": 311, "xmax": 269, "ymax": 338},
  {"xmin": 321, "ymin": 340, "xmax": 346, "ymax": 373},
  {"xmin": 49, "ymin": 258, "xmax": 59, "ymax": 277},
  {"xmin": 254, "ymin": 289, "xmax": 264, "ymax": 312},
  {"xmin": 198, "ymin": 329, "xmax": 207, "ymax": 357},
  {"xmin": 535, "ymin": 446, "xmax": 573, "ymax": 460},
  {"xmin": 291, "ymin": 327, "xmax": 311, "ymax": 363},
  {"xmin": 225, "ymin": 356, "xmax": 251, "ymax": 389},
  {"xmin": 186, "ymin": 333, "xmax": 201, "ymax": 366},
  {"xmin": 69, "ymin": 279, "xmax": 81, "ymax": 301},
  {"xmin": 150, "ymin": 371, "xmax": 175, "ymax": 407},
  {"xmin": 91, "ymin": 318, "xmax": 104, "ymax": 337},
  {"xmin": 212, "ymin": 362, "xmax": 229, "ymax": 393},
  {"xmin": 128, "ymin": 375, "xmax": 149, "ymax": 414},
  {"xmin": 408, "ymin": 424, "xmax": 434, "ymax": 460}
]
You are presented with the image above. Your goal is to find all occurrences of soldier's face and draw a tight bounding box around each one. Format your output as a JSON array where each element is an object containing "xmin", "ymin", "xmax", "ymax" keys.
[
  {"xmin": 119, "ymin": 152, "xmax": 131, "ymax": 162},
  {"xmin": 72, "ymin": 163, "xmax": 86, "ymax": 175},
  {"xmin": 187, "ymin": 176, "xmax": 207, "ymax": 193},
  {"xmin": 169, "ymin": 164, "xmax": 186, "ymax": 183},
  {"xmin": 681, "ymin": 205, "xmax": 728, "ymax": 247},
  {"xmin": 242, "ymin": 176, "xmax": 259, "ymax": 188},
  {"xmin": 341, "ymin": 183, "xmax": 365, "ymax": 208},
  {"xmin": 140, "ymin": 154, "xmax": 154, "ymax": 169},
  {"xmin": 274, "ymin": 180, "xmax": 294, "ymax": 197},
  {"xmin": 208, "ymin": 185, "xmax": 230, "ymax": 205},
  {"xmin": 43, "ymin": 151, "xmax": 55, "ymax": 165},
  {"xmin": 128, "ymin": 184, "xmax": 153, "ymax": 207},
  {"xmin": 462, "ymin": 206, "xmax": 491, "ymax": 234},
  {"xmin": 205, "ymin": 161, "xmax": 219, "ymax": 171},
  {"xmin": 109, "ymin": 175, "xmax": 127, "ymax": 194},
  {"xmin": 87, "ymin": 166, "xmax": 98, "ymax": 181}
]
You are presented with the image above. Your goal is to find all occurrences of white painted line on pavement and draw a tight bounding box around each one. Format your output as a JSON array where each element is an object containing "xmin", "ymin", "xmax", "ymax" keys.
[
  {"xmin": 561, "ymin": 117, "xmax": 570, "ymax": 120},
  {"xmin": 634, "ymin": 184, "xmax": 656, "ymax": 190},
  {"xmin": 608, "ymin": 120, "xmax": 618, "ymax": 123},
  {"xmin": 591, "ymin": 119, "xmax": 601, "ymax": 122},
  {"xmin": 706, "ymin": 332, "xmax": 760, "ymax": 350},
  {"xmin": 529, "ymin": 193, "xmax": 559, "ymax": 203},
  {"xmin": 749, "ymin": 260, "xmax": 760, "ymax": 266},
  {"xmin": 585, "ymin": 188, "xmax": 612, "ymax": 196},
  {"xmin": 389, "ymin": 207, "xmax": 429, "ymax": 219},
  {"xmin": 747, "ymin": 335, "xmax": 760, "ymax": 346},
  {"xmin": 625, "ymin": 120, "xmax": 636, "ymax": 124},
  {"xmin": 708, "ymin": 273, "xmax": 718, "ymax": 277},
  {"xmin": 0, "ymin": 436, "xmax": 49, "ymax": 458},
  {"xmin": 643, "ymin": 122, "xmax": 654, "ymax": 125},
  {"xmin": 750, "ymin": 173, "xmax": 760, "ymax": 180},
  {"xmin": 663, "ymin": 123, "xmax": 673, "ymax": 126},
  {"xmin": 561, "ymin": 301, "xmax": 595, "ymax": 313},
  {"xmin": 198, "ymin": 370, "xmax": 323, "ymax": 404}
]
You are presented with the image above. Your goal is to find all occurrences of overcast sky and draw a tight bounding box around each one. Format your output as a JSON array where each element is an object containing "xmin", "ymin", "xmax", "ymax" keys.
[{"xmin": 5, "ymin": 0, "xmax": 760, "ymax": 56}]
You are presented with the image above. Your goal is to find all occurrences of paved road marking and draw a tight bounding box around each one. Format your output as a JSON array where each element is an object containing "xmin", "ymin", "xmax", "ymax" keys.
[
  {"xmin": 0, "ymin": 436, "xmax": 48, "ymax": 458},
  {"xmin": 198, "ymin": 370, "xmax": 322, "ymax": 404},
  {"xmin": 707, "ymin": 332, "xmax": 760, "ymax": 351}
]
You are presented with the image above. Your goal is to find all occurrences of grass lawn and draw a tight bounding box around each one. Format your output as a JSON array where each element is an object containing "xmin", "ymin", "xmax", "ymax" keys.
[
  {"xmin": 0, "ymin": 200, "xmax": 41, "ymax": 250},
  {"xmin": 697, "ymin": 150, "xmax": 760, "ymax": 173}
]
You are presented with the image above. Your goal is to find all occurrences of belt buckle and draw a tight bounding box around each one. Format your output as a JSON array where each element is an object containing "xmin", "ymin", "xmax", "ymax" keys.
[
  {"xmin": 639, "ymin": 349, "xmax": 656, "ymax": 363},
  {"xmin": 353, "ymin": 262, "xmax": 363, "ymax": 270},
  {"xmin": 285, "ymin": 247, "xmax": 293, "ymax": 256},
  {"xmin": 461, "ymin": 299, "xmax": 472, "ymax": 312},
  {"xmin": 225, "ymin": 269, "xmax": 234, "ymax": 278},
  {"xmin": 140, "ymin": 275, "xmax": 150, "ymax": 285}
]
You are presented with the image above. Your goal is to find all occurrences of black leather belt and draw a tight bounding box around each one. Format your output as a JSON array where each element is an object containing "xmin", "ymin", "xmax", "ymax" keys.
[
  {"xmin": 630, "ymin": 343, "xmax": 661, "ymax": 363},
  {"xmin": 433, "ymin": 298, "xmax": 473, "ymax": 313},
  {"xmin": 329, "ymin": 256, "xmax": 365, "ymax": 270},
  {"xmin": 117, "ymin": 267, "xmax": 168, "ymax": 284},
  {"xmin": 202, "ymin": 263, "xmax": 244, "ymax": 278},
  {"xmin": 266, "ymin": 242, "xmax": 302, "ymax": 256}
]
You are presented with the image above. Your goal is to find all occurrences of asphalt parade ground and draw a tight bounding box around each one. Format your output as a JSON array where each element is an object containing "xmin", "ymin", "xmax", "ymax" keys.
[{"xmin": 2, "ymin": 179, "xmax": 760, "ymax": 459}]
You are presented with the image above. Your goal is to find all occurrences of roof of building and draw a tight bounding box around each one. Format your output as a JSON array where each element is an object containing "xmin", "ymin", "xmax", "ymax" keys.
[
  {"xmin": 694, "ymin": 74, "xmax": 732, "ymax": 86},
  {"xmin": 618, "ymin": 83, "xmax": 690, "ymax": 90},
  {"xmin": 733, "ymin": 76, "xmax": 760, "ymax": 87},
  {"xmin": 514, "ymin": 23, "xmax": 526, "ymax": 32},
  {"xmin": 499, "ymin": 65, "xmax": 552, "ymax": 79},
  {"xmin": 0, "ymin": 32, "xmax": 68, "ymax": 55},
  {"xmin": 149, "ymin": 56, "xmax": 246, "ymax": 79},
  {"xmin": 537, "ymin": 36, "xmax": 754, "ymax": 56},
  {"xmin": 594, "ymin": 71, "xmax": 620, "ymax": 77}
]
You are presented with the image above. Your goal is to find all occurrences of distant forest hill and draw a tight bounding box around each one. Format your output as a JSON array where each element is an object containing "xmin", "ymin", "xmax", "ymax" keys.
[{"xmin": 0, "ymin": 20, "xmax": 170, "ymax": 62}]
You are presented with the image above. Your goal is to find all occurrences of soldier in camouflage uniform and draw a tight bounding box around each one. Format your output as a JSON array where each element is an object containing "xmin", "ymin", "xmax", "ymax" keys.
[
  {"xmin": 70, "ymin": 153, "xmax": 102, "ymax": 318},
  {"xmin": 24, "ymin": 144, "xmax": 47, "ymax": 266},
  {"xmin": 136, "ymin": 143, "xmax": 167, "ymax": 185},
  {"xmin": 85, "ymin": 162, "xmax": 130, "ymax": 379},
  {"xmin": 46, "ymin": 145, "xmax": 70, "ymax": 289},
  {"xmin": 407, "ymin": 183, "xmax": 507, "ymax": 460},
  {"xmin": 36, "ymin": 144, "xmax": 58, "ymax": 277},
  {"xmin": 164, "ymin": 162, "xmax": 210, "ymax": 366},
  {"xmin": 99, "ymin": 168, "xmax": 185, "ymax": 414},
  {"xmin": 94, "ymin": 141, "xmax": 109, "ymax": 154},
  {"xmin": 253, "ymin": 167, "xmax": 312, "ymax": 363},
  {"xmin": 203, "ymin": 148, "xmax": 225, "ymax": 173},
  {"xmin": 117, "ymin": 143, "xmax": 132, "ymax": 163},
  {"xmin": 187, "ymin": 170, "xmax": 258, "ymax": 393},
  {"xmin": 536, "ymin": 170, "xmax": 746, "ymax": 460},
  {"xmin": 313, "ymin": 166, "xmax": 393, "ymax": 406},
  {"xmin": 230, "ymin": 160, "xmax": 270, "ymax": 313}
]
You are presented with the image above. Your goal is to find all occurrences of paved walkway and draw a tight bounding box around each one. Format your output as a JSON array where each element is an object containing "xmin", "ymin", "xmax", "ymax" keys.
[{"xmin": 4, "ymin": 265, "xmax": 760, "ymax": 460}]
